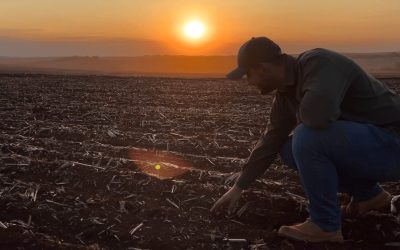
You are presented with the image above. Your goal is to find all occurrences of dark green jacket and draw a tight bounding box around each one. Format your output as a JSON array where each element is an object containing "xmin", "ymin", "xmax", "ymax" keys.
[{"xmin": 236, "ymin": 48, "xmax": 400, "ymax": 189}]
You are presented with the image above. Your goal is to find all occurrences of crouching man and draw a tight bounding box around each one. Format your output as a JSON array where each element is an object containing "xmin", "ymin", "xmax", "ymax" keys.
[{"xmin": 210, "ymin": 37, "xmax": 400, "ymax": 242}]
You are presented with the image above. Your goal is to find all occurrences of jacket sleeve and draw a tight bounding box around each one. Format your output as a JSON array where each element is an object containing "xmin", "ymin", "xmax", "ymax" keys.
[
  {"xmin": 235, "ymin": 92, "xmax": 297, "ymax": 189},
  {"xmin": 299, "ymin": 56, "xmax": 351, "ymax": 129}
]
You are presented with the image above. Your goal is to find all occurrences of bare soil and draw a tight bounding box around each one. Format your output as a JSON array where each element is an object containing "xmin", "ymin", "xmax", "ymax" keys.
[{"xmin": 1, "ymin": 74, "xmax": 400, "ymax": 250}]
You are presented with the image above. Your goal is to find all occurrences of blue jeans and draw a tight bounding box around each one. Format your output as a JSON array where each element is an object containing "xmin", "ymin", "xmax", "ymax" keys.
[{"xmin": 280, "ymin": 121, "xmax": 400, "ymax": 232}]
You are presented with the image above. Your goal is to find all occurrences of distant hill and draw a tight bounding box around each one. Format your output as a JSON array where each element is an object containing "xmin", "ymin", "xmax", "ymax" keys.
[{"xmin": 0, "ymin": 52, "xmax": 400, "ymax": 77}]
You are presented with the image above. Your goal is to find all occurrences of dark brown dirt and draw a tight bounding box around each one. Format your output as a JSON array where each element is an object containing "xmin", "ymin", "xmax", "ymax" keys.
[{"xmin": 1, "ymin": 74, "xmax": 400, "ymax": 250}]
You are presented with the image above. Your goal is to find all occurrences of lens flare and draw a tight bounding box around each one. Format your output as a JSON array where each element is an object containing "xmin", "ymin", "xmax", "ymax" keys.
[{"xmin": 129, "ymin": 149, "xmax": 191, "ymax": 179}]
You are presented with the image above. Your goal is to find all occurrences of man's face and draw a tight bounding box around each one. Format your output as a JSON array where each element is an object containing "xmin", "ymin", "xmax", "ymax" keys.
[{"xmin": 246, "ymin": 62, "xmax": 284, "ymax": 95}]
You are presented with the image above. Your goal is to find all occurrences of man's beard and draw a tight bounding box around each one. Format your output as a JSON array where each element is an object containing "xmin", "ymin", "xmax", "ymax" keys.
[{"xmin": 258, "ymin": 78, "xmax": 276, "ymax": 95}]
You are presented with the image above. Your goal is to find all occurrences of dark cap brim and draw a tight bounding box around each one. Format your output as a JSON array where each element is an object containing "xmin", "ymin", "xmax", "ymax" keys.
[{"xmin": 226, "ymin": 67, "xmax": 246, "ymax": 80}]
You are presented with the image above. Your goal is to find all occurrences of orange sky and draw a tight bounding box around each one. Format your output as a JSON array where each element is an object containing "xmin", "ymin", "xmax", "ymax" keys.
[{"xmin": 1, "ymin": 0, "xmax": 400, "ymax": 56}]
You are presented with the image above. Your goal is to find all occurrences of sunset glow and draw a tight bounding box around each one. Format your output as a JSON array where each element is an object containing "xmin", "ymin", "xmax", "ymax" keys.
[{"xmin": 0, "ymin": 0, "xmax": 400, "ymax": 56}]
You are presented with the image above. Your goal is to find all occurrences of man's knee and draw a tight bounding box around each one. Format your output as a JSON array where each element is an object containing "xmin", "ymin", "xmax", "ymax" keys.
[
  {"xmin": 292, "ymin": 123, "xmax": 321, "ymax": 154},
  {"xmin": 292, "ymin": 121, "xmax": 349, "ymax": 157}
]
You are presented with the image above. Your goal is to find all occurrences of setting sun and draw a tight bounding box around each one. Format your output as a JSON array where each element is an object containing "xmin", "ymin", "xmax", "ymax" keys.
[{"xmin": 183, "ymin": 20, "xmax": 206, "ymax": 40}]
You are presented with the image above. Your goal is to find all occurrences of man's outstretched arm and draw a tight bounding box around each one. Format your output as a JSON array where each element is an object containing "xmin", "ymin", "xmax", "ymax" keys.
[
  {"xmin": 235, "ymin": 92, "xmax": 297, "ymax": 189},
  {"xmin": 211, "ymin": 91, "xmax": 297, "ymax": 214}
]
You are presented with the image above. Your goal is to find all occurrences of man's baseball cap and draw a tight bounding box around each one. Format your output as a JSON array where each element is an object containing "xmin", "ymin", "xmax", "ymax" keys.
[{"xmin": 226, "ymin": 37, "xmax": 282, "ymax": 80}]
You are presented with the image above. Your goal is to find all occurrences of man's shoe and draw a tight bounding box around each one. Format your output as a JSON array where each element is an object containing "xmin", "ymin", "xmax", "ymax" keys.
[
  {"xmin": 277, "ymin": 219, "xmax": 344, "ymax": 243},
  {"xmin": 342, "ymin": 190, "xmax": 392, "ymax": 217}
]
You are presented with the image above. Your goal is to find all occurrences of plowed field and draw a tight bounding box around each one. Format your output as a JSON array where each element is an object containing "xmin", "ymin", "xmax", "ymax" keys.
[{"xmin": 1, "ymin": 74, "xmax": 400, "ymax": 250}]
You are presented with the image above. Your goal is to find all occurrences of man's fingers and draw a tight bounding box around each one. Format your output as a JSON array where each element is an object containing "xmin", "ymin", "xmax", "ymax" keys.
[
  {"xmin": 210, "ymin": 202, "xmax": 219, "ymax": 213},
  {"xmin": 210, "ymin": 198, "xmax": 224, "ymax": 213},
  {"xmin": 211, "ymin": 194, "xmax": 231, "ymax": 214},
  {"xmin": 228, "ymin": 199, "xmax": 237, "ymax": 214},
  {"xmin": 211, "ymin": 188, "xmax": 239, "ymax": 214}
]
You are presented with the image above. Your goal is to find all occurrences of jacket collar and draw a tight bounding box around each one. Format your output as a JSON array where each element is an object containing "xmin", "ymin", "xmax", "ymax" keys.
[{"xmin": 277, "ymin": 54, "xmax": 298, "ymax": 92}]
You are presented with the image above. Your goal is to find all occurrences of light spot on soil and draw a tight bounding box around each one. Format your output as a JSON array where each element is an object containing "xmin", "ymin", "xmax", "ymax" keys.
[{"xmin": 129, "ymin": 149, "xmax": 191, "ymax": 179}]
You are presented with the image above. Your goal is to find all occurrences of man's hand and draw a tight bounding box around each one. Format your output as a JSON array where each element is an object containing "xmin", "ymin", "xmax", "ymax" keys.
[{"xmin": 210, "ymin": 185, "xmax": 243, "ymax": 215}]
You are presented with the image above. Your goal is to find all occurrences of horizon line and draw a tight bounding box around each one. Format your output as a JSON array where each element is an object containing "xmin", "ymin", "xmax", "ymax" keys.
[{"xmin": 2, "ymin": 50, "xmax": 400, "ymax": 59}]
